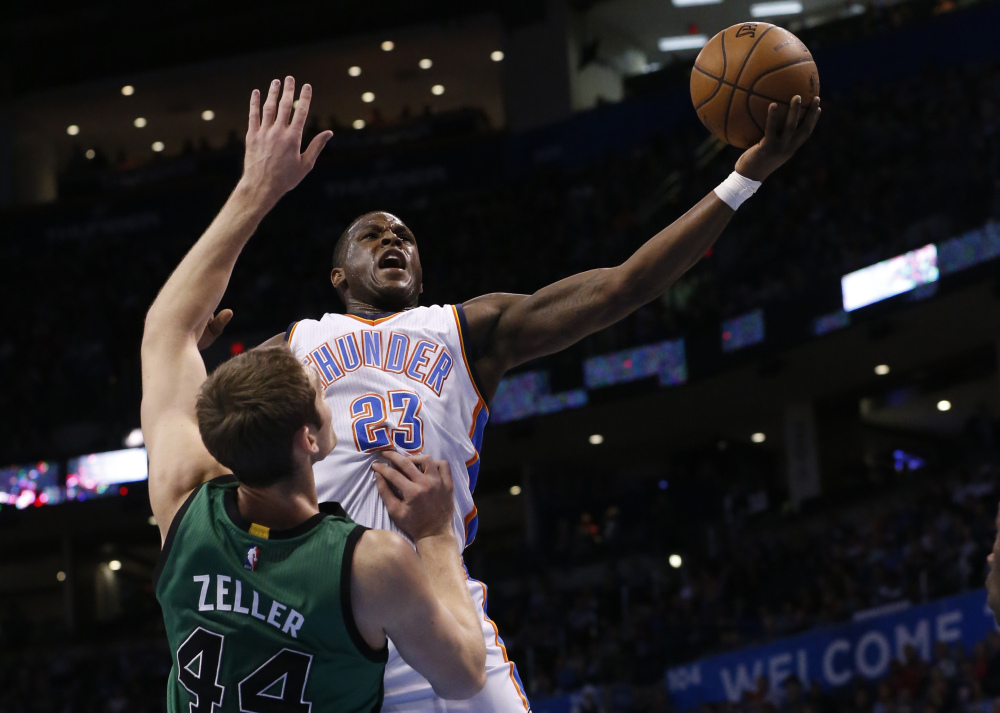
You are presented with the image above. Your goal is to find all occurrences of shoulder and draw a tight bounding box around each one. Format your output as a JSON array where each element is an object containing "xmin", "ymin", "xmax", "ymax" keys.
[
  {"xmin": 351, "ymin": 530, "xmax": 419, "ymax": 591},
  {"xmin": 461, "ymin": 293, "xmax": 527, "ymax": 338}
]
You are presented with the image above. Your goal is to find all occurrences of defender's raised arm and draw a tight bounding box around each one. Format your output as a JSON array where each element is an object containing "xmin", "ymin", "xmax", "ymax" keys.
[{"xmin": 141, "ymin": 77, "xmax": 332, "ymax": 539}]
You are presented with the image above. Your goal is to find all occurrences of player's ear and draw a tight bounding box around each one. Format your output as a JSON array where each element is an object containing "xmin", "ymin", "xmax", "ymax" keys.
[
  {"xmin": 295, "ymin": 424, "xmax": 320, "ymax": 455},
  {"xmin": 330, "ymin": 267, "xmax": 346, "ymax": 289}
]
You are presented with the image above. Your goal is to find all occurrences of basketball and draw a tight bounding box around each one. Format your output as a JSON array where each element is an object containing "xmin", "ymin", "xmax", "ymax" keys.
[{"xmin": 690, "ymin": 22, "xmax": 820, "ymax": 148}]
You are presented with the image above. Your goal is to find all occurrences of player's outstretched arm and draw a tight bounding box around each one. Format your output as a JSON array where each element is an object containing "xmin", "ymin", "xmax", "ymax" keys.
[
  {"xmin": 463, "ymin": 96, "xmax": 821, "ymax": 398},
  {"xmin": 142, "ymin": 77, "xmax": 332, "ymax": 541},
  {"xmin": 350, "ymin": 453, "xmax": 487, "ymax": 700}
]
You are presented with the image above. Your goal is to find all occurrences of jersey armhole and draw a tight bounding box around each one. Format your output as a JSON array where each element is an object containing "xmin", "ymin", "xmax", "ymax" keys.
[
  {"xmin": 152, "ymin": 478, "xmax": 218, "ymax": 589},
  {"xmin": 284, "ymin": 321, "xmax": 299, "ymax": 344},
  {"xmin": 341, "ymin": 525, "xmax": 390, "ymax": 663},
  {"xmin": 453, "ymin": 303, "xmax": 489, "ymax": 409}
]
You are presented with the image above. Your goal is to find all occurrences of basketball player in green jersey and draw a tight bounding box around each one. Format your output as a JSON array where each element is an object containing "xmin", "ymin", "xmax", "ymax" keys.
[{"xmin": 141, "ymin": 79, "xmax": 486, "ymax": 712}]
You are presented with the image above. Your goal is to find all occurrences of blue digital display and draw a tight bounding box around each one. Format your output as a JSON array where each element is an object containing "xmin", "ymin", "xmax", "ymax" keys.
[
  {"xmin": 813, "ymin": 310, "xmax": 851, "ymax": 336},
  {"xmin": 938, "ymin": 223, "xmax": 1000, "ymax": 274},
  {"xmin": 491, "ymin": 371, "xmax": 588, "ymax": 424},
  {"xmin": 583, "ymin": 338, "xmax": 687, "ymax": 389},
  {"xmin": 0, "ymin": 462, "xmax": 64, "ymax": 510},
  {"xmin": 721, "ymin": 309, "xmax": 765, "ymax": 352}
]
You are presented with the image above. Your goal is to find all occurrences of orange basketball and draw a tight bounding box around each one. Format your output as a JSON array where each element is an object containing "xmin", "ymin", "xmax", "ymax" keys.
[{"xmin": 690, "ymin": 22, "xmax": 820, "ymax": 148}]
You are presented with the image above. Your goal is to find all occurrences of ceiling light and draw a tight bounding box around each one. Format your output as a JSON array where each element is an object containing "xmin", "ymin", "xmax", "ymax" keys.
[
  {"xmin": 201, "ymin": 110, "xmax": 215, "ymax": 121},
  {"xmin": 750, "ymin": 0, "xmax": 803, "ymax": 16},
  {"xmin": 348, "ymin": 66, "xmax": 362, "ymax": 77},
  {"xmin": 381, "ymin": 40, "xmax": 395, "ymax": 51},
  {"xmin": 133, "ymin": 117, "xmax": 147, "ymax": 128},
  {"xmin": 148, "ymin": 515, "xmax": 157, "ymax": 526},
  {"xmin": 669, "ymin": 554, "xmax": 683, "ymax": 568},
  {"xmin": 121, "ymin": 85, "xmax": 134, "ymax": 96},
  {"xmin": 509, "ymin": 485, "xmax": 522, "ymax": 496},
  {"xmin": 431, "ymin": 84, "xmax": 445, "ymax": 95},
  {"xmin": 751, "ymin": 432, "xmax": 766, "ymax": 443},
  {"xmin": 109, "ymin": 560, "xmax": 122, "ymax": 571},
  {"xmin": 658, "ymin": 35, "xmax": 708, "ymax": 52},
  {"xmin": 419, "ymin": 58, "xmax": 433, "ymax": 69},
  {"xmin": 85, "ymin": 149, "xmax": 96, "ymax": 160},
  {"xmin": 672, "ymin": 0, "xmax": 723, "ymax": 5},
  {"xmin": 352, "ymin": 119, "xmax": 366, "ymax": 129},
  {"xmin": 56, "ymin": 571, "xmax": 66, "ymax": 582},
  {"xmin": 937, "ymin": 400, "xmax": 952, "ymax": 412},
  {"xmin": 589, "ymin": 434, "xmax": 604, "ymax": 445},
  {"xmin": 124, "ymin": 428, "xmax": 144, "ymax": 448},
  {"xmin": 491, "ymin": 50, "xmax": 504, "ymax": 62},
  {"xmin": 151, "ymin": 141, "xmax": 165, "ymax": 152},
  {"xmin": 361, "ymin": 92, "xmax": 375, "ymax": 103},
  {"xmin": 66, "ymin": 125, "xmax": 80, "ymax": 136},
  {"xmin": 874, "ymin": 364, "xmax": 890, "ymax": 375}
]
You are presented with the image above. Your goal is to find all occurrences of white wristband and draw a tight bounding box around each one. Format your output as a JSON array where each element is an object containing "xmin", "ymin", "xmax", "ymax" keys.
[{"xmin": 714, "ymin": 171, "xmax": 762, "ymax": 211}]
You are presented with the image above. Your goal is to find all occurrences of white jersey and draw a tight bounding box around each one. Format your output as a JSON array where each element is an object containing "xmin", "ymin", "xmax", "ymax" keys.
[
  {"xmin": 286, "ymin": 305, "xmax": 487, "ymax": 549},
  {"xmin": 288, "ymin": 305, "xmax": 531, "ymax": 712}
]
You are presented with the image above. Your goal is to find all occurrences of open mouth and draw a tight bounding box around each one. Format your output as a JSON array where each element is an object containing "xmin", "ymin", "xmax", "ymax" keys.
[{"xmin": 378, "ymin": 250, "xmax": 407, "ymax": 271}]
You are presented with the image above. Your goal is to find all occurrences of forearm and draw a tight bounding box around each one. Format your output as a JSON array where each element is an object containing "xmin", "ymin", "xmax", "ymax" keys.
[
  {"xmin": 415, "ymin": 533, "xmax": 482, "ymax": 648},
  {"xmin": 146, "ymin": 180, "xmax": 276, "ymax": 336},
  {"xmin": 614, "ymin": 191, "xmax": 733, "ymax": 308}
]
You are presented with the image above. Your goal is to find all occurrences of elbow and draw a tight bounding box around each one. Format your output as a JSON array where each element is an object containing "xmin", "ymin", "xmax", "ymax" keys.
[{"xmin": 432, "ymin": 644, "xmax": 487, "ymax": 700}]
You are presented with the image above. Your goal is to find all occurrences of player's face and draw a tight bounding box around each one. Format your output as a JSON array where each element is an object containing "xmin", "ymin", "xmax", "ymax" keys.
[
  {"xmin": 987, "ymin": 503, "xmax": 1000, "ymax": 623},
  {"xmin": 307, "ymin": 369, "xmax": 336, "ymax": 462},
  {"xmin": 336, "ymin": 212, "xmax": 423, "ymax": 311}
]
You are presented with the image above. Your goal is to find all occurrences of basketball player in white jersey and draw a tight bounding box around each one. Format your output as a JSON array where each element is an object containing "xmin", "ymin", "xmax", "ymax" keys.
[{"xmin": 202, "ymin": 76, "xmax": 821, "ymax": 712}]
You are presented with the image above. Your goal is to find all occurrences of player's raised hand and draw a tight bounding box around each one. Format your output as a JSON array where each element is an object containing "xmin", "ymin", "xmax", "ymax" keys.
[
  {"xmin": 734, "ymin": 95, "xmax": 821, "ymax": 182},
  {"xmin": 242, "ymin": 76, "xmax": 333, "ymax": 206},
  {"xmin": 372, "ymin": 451, "xmax": 455, "ymax": 542}
]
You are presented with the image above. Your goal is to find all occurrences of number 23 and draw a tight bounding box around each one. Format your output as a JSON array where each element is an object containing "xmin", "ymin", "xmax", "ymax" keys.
[{"xmin": 351, "ymin": 391, "xmax": 424, "ymax": 453}]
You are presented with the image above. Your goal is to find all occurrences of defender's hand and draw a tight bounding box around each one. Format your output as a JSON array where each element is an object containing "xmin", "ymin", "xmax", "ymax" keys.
[
  {"xmin": 196, "ymin": 309, "xmax": 233, "ymax": 351},
  {"xmin": 241, "ymin": 76, "xmax": 333, "ymax": 206},
  {"xmin": 735, "ymin": 95, "xmax": 821, "ymax": 182},
  {"xmin": 373, "ymin": 452, "xmax": 455, "ymax": 542}
]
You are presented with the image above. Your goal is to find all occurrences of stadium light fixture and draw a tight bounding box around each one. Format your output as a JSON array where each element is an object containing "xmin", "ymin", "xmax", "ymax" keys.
[
  {"xmin": 152, "ymin": 141, "xmax": 165, "ymax": 152},
  {"xmin": 874, "ymin": 364, "xmax": 890, "ymax": 376},
  {"xmin": 381, "ymin": 40, "xmax": 395, "ymax": 51},
  {"xmin": 751, "ymin": 432, "xmax": 766, "ymax": 443},
  {"xmin": 672, "ymin": 0, "xmax": 723, "ymax": 6},
  {"xmin": 589, "ymin": 434, "xmax": 604, "ymax": 445},
  {"xmin": 85, "ymin": 149, "xmax": 96, "ymax": 160},
  {"xmin": 353, "ymin": 119, "xmax": 366, "ymax": 130},
  {"xmin": 121, "ymin": 85, "xmax": 135, "ymax": 96},
  {"xmin": 431, "ymin": 84, "xmax": 445, "ymax": 96},
  {"xmin": 658, "ymin": 35, "xmax": 708, "ymax": 52},
  {"xmin": 490, "ymin": 50, "xmax": 505, "ymax": 62},
  {"xmin": 201, "ymin": 110, "xmax": 215, "ymax": 121},
  {"xmin": 750, "ymin": 1, "xmax": 803, "ymax": 16},
  {"xmin": 348, "ymin": 66, "xmax": 362, "ymax": 77},
  {"xmin": 937, "ymin": 400, "xmax": 952, "ymax": 412},
  {"xmin": 509, "ymin": 485, "xmax": 522, "ymax": 496},
  {"xmin": 362, "ymin": 92, "xmax": 375, "ymax": 103},
  {"xmin": 133, "ymin": 117, "xmax": 147, "ymax": 128},
  {"xmin": 109, "ymin": 560, "xmax": 122, "ymax": 571},
  {"xmin": 56, "ymin": 571, "xmax": 66, "ymax": 582},
  {"xmin": 66, "ymin": 125, "xmax": 80, "ymax": 136},
  {"xmin": 669, "ymin": 554, "xmax": 683, "ymax": 568},
  {"xmin": 124, "ymin": 428, "xmax": 144, "ymax": 448},
  {"xmin": 148, "ymin": 515, "xmax": 157, "ymax": 526},
  {"xmin": 419, "ymin": 58, "xmax": 433, "ymax": 69}
]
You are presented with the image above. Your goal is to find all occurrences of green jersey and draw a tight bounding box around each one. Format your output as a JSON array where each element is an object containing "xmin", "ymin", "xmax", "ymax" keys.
[{"xmin": 154, "ymin": 476, "xmax": 387, "ymax": 713}]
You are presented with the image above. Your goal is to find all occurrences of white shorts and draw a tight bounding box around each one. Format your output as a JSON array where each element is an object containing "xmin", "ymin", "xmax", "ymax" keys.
[{"xmin": 380, "ymin": 574, "xmax": 531, "ymax": 712}]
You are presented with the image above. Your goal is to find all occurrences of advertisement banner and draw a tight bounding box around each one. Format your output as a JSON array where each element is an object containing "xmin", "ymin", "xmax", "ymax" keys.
[{"xmin": 666, "ymin": 590, "xmax": 997, "ymax": 710}]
